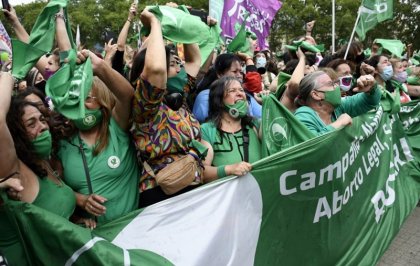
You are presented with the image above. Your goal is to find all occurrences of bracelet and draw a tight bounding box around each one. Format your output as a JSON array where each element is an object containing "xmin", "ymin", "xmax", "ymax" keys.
[
  {"xmin": 217, "ymin": 165, "xmax": 227, "ymax": 178},
  {"xmin": 127, "ymin": 19, "xmax": 132, "ymax": 23},
  {"xmin": 55, "ymin": 12, "xmax": 66, "ymax": 23}
]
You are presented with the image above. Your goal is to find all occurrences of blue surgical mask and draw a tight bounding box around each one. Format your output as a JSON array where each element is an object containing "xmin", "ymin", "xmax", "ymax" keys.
[
  {"xmin": 379, "ymin": 65, "xmax": 394, "ymax": 81},
  {"xmin": 256, "ymin": 57, "xmax": 267, "ymax": 69}
]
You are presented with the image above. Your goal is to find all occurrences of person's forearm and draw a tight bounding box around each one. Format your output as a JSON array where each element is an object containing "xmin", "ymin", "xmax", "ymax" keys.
[
  {"xmin": 117, "ymin": 20, "xmax": 131, "ymax": 51},
  {"xmin": 11, "ymin": 19, "xmax": 29, "ymax": 42},
  {"xmin": 95, "ymin": 62, "xmax": 133, "ymax": 102},
  {"xmin": 55, "ymin": 12, "xmax": 71, "ymax": 52}
]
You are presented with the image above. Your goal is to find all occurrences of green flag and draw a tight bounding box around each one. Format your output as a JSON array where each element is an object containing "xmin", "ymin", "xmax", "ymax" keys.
[
  {"xmin": 374, "ymin": 39, "xmax": 404, "ymax": 58},
  {"xmin": 400, "ymin": 100, "xmax": 420, "ymax": 159},
  {"xmin": 274, "ymin": 71, "xmax": 291, "ymax": 100},
  {"xmin": 226, "ymin": 14, "xmax": 253, "ymax": 57},
  {"xmin": 142, "ymin": 5, "xmax": 222, "ymax": 66},
  {"xmin": 261, "ymin": 94, "xmax": 314, "ymax": 157},
  {"xmin": 356, "ymin": 0, "xmax": 394, "ymax": 41}
]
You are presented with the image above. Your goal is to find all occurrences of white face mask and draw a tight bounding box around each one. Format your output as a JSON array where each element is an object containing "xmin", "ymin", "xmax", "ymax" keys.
[{"xmin": 256, "ymin": 57, "xmax": 267, "ymax": 69}]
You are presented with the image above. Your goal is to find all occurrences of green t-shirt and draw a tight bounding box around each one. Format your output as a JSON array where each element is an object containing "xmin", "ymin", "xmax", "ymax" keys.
[
  {"xmin": 0, "ymin": 177, "xmax": 75, "ymax": 266},
  {"xmin": 201, "ymin": 121, "xmax": 262, "ymax": 167},
  {"xmin": 58, "ymin": 118, "xmax": 139, "ymax": 224}
]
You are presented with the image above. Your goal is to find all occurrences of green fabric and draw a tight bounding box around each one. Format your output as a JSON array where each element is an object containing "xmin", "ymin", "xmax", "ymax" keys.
[
  {"xmin": 356, "ymin": 0, "xmax": 394, "ymax": 41},
  {"xmin": 261, "ymin": 94, "xmax": 314, "ymax": 157},
  {"xmin": 294, "ymin": 88, "xmax": 381, "ymax": 136},
  {"xmin": 142, "ymin": 5, "xmax": 222, "ymax": 66},
  {"xmin": 201, "ymin": 121, "xmax": 261, "ymax": 167},
  {"xmin": 11, "ymin": 0, "xmax": 71, "ymax": 79},
  {"xmin": 227, "ymin": 14, "xmax": 253, "ymax": 57},
  {"xmin": 314, "ymin": 44, "xmax": 325, "ymax": 53},
  {"xmin": 407, "ymin": 75, "xmax": 420, "ymax": 85},
  {"xmin": 285, "ymin": 40, "xmax": 320, "ymax": 53},
  {"xmin": 11, "ymin": 0, "xmax": 93, "ymax": 120},
  {"xmin": 374, "ymin": 39, "xmax": 404, "ymax": 58},
  {"xmin": 379, "ymin": 84, "xmax": 401, "ymax": 114},
  {"xmin": 0, "ymin": 176, "xmax": 75, "ymax": 266},
  {"xmin": 274, "ymin": 72, "xmax": 291, "ymax": 100},
  {"xmin": 400, "ymin": 100, "xmax": 420, "ymax": 159},
  {"xmin": 58, "ymin": 118, "xmax": 139, "ymax": 225}
]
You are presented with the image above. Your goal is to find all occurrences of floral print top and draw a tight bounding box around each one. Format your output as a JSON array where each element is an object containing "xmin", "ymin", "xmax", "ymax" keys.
[{"xmin": 131, "ymin": 75, "xmax": 202, "ymax": 192}]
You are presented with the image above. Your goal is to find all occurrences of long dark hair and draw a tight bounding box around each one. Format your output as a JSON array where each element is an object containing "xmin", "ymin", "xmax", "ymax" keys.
[
  {"xmin": 6, "ymin": 98, "xmax": 47, "ymax": 177},
  {"xmin": 130, "ymin": 45, "xmax": 172, "ymax": 85},
  {"xmin": 366, "ymin": 55, "xmax": 394, "ymax": 92},
  {"xmin": 208, "ymin": 76, "xmax": 253, "ymax": 130},
  {"xmin": 197, "ymin": 53, "xmax": 241, "ymax": 93}
]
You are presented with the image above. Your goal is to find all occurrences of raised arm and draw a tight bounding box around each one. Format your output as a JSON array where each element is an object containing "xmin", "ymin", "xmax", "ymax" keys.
[
  {"xmin": 140, "ymin": 8, "xmax": 166, "ymax": 88},
  {"xmin": 86, "ymin": 50, "xmax": 134, "ymax": 131},
  {"xmin": 55, "ymin": 8, "xmax": 72, "ymax": 52},
  {"xmin": 3, "ymin": 6, "xmax": 29, "ymax": 42},
  {"xmin": 117, "ymin": 3, "xmax": 137, "ymax": 52},
  {"xmin": 281, "ymin": 48, "xmax": 306, "ymax": 111},
  {"xmin": 0, "ymin": 72, "xmax": 20, "ymax": 181},
  {"xmin": 183, "ymin": 43, "xmax": 201, "ymax": 78}
]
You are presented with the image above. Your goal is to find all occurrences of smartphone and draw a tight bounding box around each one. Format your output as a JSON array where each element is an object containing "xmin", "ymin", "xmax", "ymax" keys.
[{"xmin": 2, "ymin": 0, "xmax": 10, "ymax": 11}]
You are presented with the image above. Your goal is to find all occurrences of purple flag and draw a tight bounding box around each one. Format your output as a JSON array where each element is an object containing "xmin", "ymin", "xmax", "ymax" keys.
[
  {"xmin": 219, "ymin": 0, "xmax": 282, "ymax": 50},
  {"xmin": 0, "ymin": 20, "xmax": 12, "ymax": 54}
]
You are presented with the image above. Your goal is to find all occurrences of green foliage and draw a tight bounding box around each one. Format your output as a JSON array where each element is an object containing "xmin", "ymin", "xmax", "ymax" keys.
[{"xmin": 270, "ymin": 0, "xmax": 420, "ymax": 54}]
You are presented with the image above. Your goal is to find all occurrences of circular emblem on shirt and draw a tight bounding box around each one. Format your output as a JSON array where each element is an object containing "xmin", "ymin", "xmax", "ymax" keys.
[
  {"xmin": 83, "ymin": 114, "xmax": 96, "ymax": 126},
  {"xmin": 108, "ymin": 156, "xmax": 121, "ymax": 169}
]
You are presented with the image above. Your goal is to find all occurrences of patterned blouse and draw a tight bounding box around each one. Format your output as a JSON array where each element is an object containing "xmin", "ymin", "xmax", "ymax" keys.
[{"xmin": 131, "ymin": 75, "xmax": 202, "ymax": 192}]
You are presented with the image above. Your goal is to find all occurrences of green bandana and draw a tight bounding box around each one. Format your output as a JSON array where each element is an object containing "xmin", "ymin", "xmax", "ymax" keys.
[
  {"xmin": 224, "ymin": 100, "xmax": 248, "ymax": 119},
  {"xmin": 72, "ymin": 108, "xmax": 103, "ymax": 131},
  {"xmin": 31, "ymin": 130, "xmax": 52, "ymax": 159},
  {"xmin": 167, "ymin": 67, "xmax": 188, "ymax": 94},
  {"xmin": 285, "ymin": 40, "xmax": 320, "ymax": 53}
]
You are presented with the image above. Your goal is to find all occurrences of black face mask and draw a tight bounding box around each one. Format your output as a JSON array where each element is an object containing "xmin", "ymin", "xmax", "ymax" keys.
[
  {"xmin": 355, "ymin": 53, "xmax": 365, "ymax": 64},
  {"xmin": 164, "ymin": 92, "xmax": 184, "ymax": 111},
  {"xmin": 35, "ymin": 80, "xmax": 46, "ymax": 93}
]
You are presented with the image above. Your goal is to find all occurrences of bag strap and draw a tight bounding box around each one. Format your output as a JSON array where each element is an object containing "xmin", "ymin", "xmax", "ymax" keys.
[
  {"xmin": 78, "ymin": 136, "xmax": 94, "ymax": 196},
  {"xmin": 242, "ymin": 125, "xmax": 250, "ymax": 163}
]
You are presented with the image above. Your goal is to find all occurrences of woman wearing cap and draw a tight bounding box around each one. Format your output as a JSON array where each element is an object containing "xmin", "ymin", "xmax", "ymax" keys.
[
  {"xmin": 294, "ymin": 70, "xmax": 381, "ymax": 136},
  {"xmin": 200, "ymin": 76, "xmax": 261, "ymax": 182}
]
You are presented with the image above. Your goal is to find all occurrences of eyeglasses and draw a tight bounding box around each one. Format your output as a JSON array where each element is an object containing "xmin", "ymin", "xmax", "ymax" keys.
[{"xmin": 316, "ymin": 80, "xmax": 338, "ymax": 89}]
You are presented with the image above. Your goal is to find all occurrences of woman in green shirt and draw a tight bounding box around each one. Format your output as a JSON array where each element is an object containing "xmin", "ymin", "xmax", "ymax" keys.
[{"xmin": 201, "ymin": 76, "xmax": 262, "ymax": 182}]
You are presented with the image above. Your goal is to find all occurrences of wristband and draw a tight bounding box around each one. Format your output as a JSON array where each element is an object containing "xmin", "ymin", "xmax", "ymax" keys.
[
  {"xmin": 55, "ymin": 13, "xmax": 66, "ymax": 23},
  {"xmin": 127, "ymin": 19, "xmax": 132, "ymax": 23},
  {"xmin": 217, "ymin": 165, "xmax": 227, "ymax": 178}
]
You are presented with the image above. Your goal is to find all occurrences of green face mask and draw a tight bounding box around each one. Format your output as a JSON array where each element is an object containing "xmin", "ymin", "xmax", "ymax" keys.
[
  {"xmin": 319, "ymin": 86, "xmax": 342, "ymax": 108},
  {"xmin": 224, "ymin": 100, "xmax": 248, "ymax": 119},
  {"xmin": 72, "ymin": 108, "xmax": 103, "ymax": 131},
  {"xmin": 31, "ymin": 130, "xmax": 52, "ymax": 159},
  {"xmin": 167, "ymin": 67, "xmax": 188, "ymax": 94}
]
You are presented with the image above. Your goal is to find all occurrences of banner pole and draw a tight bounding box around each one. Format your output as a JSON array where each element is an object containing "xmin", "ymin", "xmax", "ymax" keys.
[{"xmin": 344, "ymin": 6, "xmax": 362, "ymax": 60}]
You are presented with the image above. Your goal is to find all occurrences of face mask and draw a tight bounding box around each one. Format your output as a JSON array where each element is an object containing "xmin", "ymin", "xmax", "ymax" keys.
[
  {"xmin": 379, "ymin": 65, "xmax": 394, "ymax": 81},
  {"xmin": 31, "ymin": 130, "xmax": 52, "ymax": 159},
  {"xmin": 256, "ymin": 57, "xmax": 267, "ymax": 74},
  {"xmin": 224, "ymin": 100, "xmax": 248, "ymax": 119},
  {"xmin": 72, "ymin": 108, "xmax": 103, "ymax": 131},
  {"xmin": 393, "ymin": 71, "xmax": 408, "ymax": 83},
  {"xmin": 338, "ymin": 75, "xmax": 353, "ymax": 92},
  {"xmin": 315, "ymin": 55, "xmax": 323, "ymax": 66},
  {"xmin": 44, "ymin": 70, "xmax": 56, "ymax": 80},
  {"xmin": 318, "ymin": 86, "xmax": 342, "ymax": 108},
  {"xmin": 167, "ymin": 67, "xmax": 188, "ymax": 95},
  {"xmin": 35, "ymin": 80, "xmax": 46, "ymax": 92}
]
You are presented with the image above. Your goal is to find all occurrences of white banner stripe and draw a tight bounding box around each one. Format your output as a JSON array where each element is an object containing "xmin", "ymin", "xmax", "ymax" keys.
[{"xmin": 65, "ymin": 236, "xmax": 105, "ymax": 266}]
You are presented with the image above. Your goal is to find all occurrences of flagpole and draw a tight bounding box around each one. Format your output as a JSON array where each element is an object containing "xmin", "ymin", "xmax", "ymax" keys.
[
  {"xmin": 344, "ymin": 7, "xmax": 362, "ymax": 59},
  {"xmin": 332, "ymin": 0, "xmax": 335, "ymax": 53}
]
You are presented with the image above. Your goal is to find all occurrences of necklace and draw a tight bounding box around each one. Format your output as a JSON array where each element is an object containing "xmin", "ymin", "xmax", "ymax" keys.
[{"xmin": 43, "ymin": 161, "xmax": 62, "ymax": 186}]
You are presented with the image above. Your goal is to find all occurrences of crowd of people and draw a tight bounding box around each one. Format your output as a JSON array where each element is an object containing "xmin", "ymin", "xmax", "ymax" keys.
[{"xmin": 1, "ymin": 2, "xmax": 420, "ymax": 265}]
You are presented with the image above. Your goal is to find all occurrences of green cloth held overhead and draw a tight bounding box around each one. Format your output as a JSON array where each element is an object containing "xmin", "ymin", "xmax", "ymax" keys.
[
  {"xmin": 274, "ymin": 71, "xmax": 291, "ymax": 100},
  {"xmin": 374, "ymin": 39, "xmax": 405, "ymax": 58},
  {"xmin": 12, "ymin": 0, "xmax": 93, "ymax": 120},
  {"xmin": 227, "ymin": 13, "xmax": 253, "ymax": 57},
  {"xmin": 142, "ymin": 5, "xmax": 222, "ymax": 66},
  {"xmin": 285, "ymin": 40, "xmax": 320, "ymax": 53}
]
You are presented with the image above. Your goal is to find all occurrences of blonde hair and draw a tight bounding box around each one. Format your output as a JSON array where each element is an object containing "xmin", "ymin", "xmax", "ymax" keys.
[{"xmin": 91, "ymin": 76, "xmax": 116, "ymax": 156}]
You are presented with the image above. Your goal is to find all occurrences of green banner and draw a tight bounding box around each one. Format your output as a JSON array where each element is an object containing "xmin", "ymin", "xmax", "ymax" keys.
[
  {"xmin": 400, "ymin": 100, "xmax": 420, "ymax": 158},
  {"xmin": 253, "ymin": 106, "xmax": 420, "ymax": 265}
]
